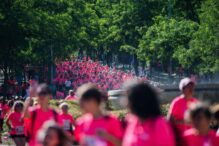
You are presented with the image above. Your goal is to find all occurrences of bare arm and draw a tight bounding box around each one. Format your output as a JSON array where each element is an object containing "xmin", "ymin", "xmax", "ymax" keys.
[
  {"xmin": 5, "ymin": 116, "xmax": 11, "ymax": 129},
  {"xmin": 22, "ymin": 98, "xmax": 32, "ymax": 119},
  {"xmin": 22, "ymin": 86, "xmax": 36, "ymax": 119},
  {"xmin": 168, "ymin": 115, "xmax": 185, "ymax": 125}
]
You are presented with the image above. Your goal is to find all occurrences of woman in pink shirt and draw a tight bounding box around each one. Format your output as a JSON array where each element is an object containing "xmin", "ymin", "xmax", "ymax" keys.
[
  {"xmin": 23, "ymin": 83, "xmax": 58, "ymax": 146},
  {"xmin": 183, "ymin": 102, "xmax": 219, "ymax": 146},
  {"xmin": 58, "ymin": 102, "xmax": 74, "ymax": 137},
  {"xmin": 75, "ymin": 83, "xmax": 123, "ymax": 146},
  {"xmin": 65, "ymin": 90, "xmax": 76, "ymax": 101},
  {"xmin": 122, "ymin": 81, "xmax": 176, "ymax": 146},
  {"xmin": 6, "ymin": 101, "xmax": 25, "ymax": 146}
]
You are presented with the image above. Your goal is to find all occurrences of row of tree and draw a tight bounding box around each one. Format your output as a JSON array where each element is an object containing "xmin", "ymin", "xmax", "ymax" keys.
[{"xmin": 0, "ymin": 0, "xmax": 218, "ymax": 83}]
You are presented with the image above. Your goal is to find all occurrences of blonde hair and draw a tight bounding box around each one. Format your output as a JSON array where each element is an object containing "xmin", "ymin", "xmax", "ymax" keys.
[
  {"xmin": 59, "ymin": 102, "xmax": 68, "ymax": 109},
  {"xmin": 13, "ymin": 101, "xmax": 24, "ymax": 112}
]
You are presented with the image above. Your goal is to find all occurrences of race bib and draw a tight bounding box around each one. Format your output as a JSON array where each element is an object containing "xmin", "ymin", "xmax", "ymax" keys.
[
  {"xmin": 63, "ymin": 120, "xmax": 71, "ymax": 131},
  {"xmin": 84, "ymin": 136, "xmax": 107, "ymax": 146},
  {"xmin": 15, "ymin": 126, "xmax": 24, "ymax": 135}
]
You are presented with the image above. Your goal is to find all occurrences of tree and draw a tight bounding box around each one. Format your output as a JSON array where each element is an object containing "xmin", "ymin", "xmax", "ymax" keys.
[
  {"xmin": 99, "ymin": 0, "xmax": 167, "ymax": 74},
  {"xmin": 0, "ymin": 0, "xmax": 218, "ymax": 86},
  {"xmin": 0, "ymin": 0, "xmax": 31, "ymax": 93},
  {"xmin": 0, "ymin": 0, "xmax": 77, "ymax": 83},
  {"xmin": 180, "ymin": 0, "xmax": 219, "ymax": 75},
  {"xmin": 171, "ymin": 0, "xmax": 204, "ymax": 21},
  {"xmin": 138, "ymin": 16, "xmax": 198, "ymax": 74}
]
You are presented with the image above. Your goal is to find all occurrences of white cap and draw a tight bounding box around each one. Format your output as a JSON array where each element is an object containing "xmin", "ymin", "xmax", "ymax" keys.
[
  {"xmin": 59, "ymin": 102, "xmax": 68, "ymax": 109},
  {"xmin": 179, "ymin": 77, "xmax": 195, "ymax": 91}
]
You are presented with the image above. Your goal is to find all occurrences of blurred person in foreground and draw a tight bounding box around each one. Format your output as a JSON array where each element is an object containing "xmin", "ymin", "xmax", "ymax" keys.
[
  {"xmin": 23, "ymin": 97, "xmax": 33, "ymax": 142},
  {"xmin": 75, "ymin": 83, "xmax": 123, "ymax": 146},
  {"xmin": 37, "ymin": 120, "xmax": 71, "ymax": 146},
  {"xmin": 211, "ymin": 104, "xmax": 219, "ymax": 136},
  {"xmin": 6, "ymin": 101, "xmax": 25, "ymax": 146},
  {"xmin": 122, "ymin": 81, "xmax": 175, "ymax": 146},
  {"xmin": 167, "ymin": 77, "xmax": 199, "ymax": 144},
  {"xmin": 23, "ymin": 83, "xmax": 58, "ymax": 146},
  {"xmin": 58, "ymin": 102, "xmax": 75, "ymax": 141},
  {"xmin": 183, "ymin": 102, "xmax": 219, "ymax": 146}
]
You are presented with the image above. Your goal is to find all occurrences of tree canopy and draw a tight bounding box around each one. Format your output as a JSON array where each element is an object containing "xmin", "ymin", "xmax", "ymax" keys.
[{"xmin": 0, "ymin": 0, "xmax": 218, "ymax": 83}]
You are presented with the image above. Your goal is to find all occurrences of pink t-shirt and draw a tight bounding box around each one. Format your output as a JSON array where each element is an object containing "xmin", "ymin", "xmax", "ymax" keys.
[
  {"xmin": 8, "ymin": 112, "xmax": 24, "ymax": 135},
  {"xmin": 0, "ymin": 104, "xmax": 10, "ymax": 118},
  {"xmin": 122, "ymin": 115, "xmax": 175, "ymax": 146},
  {"xmin": 75, "ymin": 113, "xmax": 123, "ymax": 146},
  {"xmin": 58, "ymin": 113, "xmax": 74, "ymax": 134},
  {"xmin": 183, "ymin": 129, "xmax": 219, "ymax": 146},
  {"xmin": 168, "ymin": 95, "xmax": 198, "ymax": 133},
  {"xmin": 28, "ymin": 106, "xmax": 57, "ymax": 146},
  {"xmin": 65, "ymin": 95, "xmax": 76, "ymax": 100}
]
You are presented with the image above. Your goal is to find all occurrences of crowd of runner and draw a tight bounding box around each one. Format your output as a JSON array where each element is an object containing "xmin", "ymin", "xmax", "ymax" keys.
[
  {"xmin": 54, "ymin": 57, "xmax": 147, "ymax": 94},
  {"xmin": 0, "ymin": 77, "xmax": 219, "ymax": 146},
  {"xmin": 0, "ymin": 58, "xmax": 148, "ymax": 99}
]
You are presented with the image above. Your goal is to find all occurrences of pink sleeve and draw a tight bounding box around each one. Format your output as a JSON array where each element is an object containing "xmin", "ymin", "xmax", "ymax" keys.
[
  {"xmin": 74, "ymin": 118, "xmax": 84, "ymax": 142},
  {"xmin": 28, "ymin": 107, "xmax": 37, "ymax": 120},
  {"xmin": 168, "ymin": 100, "xmax": 178, "ymax": 118},
  {"xmin": 154, "ymin": 118, "xmax": 176, "ymax": 146},
  {"xmin": 110, "ymin": 118, "xmax": 124, "ymax": 139}
]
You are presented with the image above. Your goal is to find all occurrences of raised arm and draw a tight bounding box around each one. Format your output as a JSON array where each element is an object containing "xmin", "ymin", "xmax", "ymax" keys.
[{"xmin": 22, "ymin": 97, "xmax": 32, "ymax": 118}]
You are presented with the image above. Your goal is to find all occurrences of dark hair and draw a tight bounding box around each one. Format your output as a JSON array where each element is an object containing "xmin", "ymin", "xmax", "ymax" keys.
[
  {"xmin": 214, "ymin": 111, "xmax": 219, "ymax": 120},
  {"xmin": 8, "ymin": 100, "xmax": 14, "ymax": 108},
  {"xmin": 189, "ymin": 103, "xmax": 212, "ymax": 121},
  {"xmin": 125, "ymin": 82, "xmax": 161, "ymax": 119},
  {"xmin": 69, "ymin": 90, "xmax": 74, "ymax": 95},
  {"xmin": 37, "ymin": 83, "xmax": 52, "ymax": 96},
  {"xmin": 43, "ymin": 125, "xmax": 69, "ymax": 146},
  {"xmin": 212, "ymin": 105, "xmax": 219, "ymax": 120},
  {"xmin": 76, "ymin": 83, "xmax": 103, "ymax": 104}
]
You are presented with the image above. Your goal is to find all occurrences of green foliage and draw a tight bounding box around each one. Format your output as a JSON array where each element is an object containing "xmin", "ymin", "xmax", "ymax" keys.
[
  {"xmin": 0, "ymin": 0, "xmax": 218, "ymax": 79},
  {"xmin": 137, "ymin": 0, "xmax": 218, "ymax": 75},
  {"xmin": 188, "ymin": 0, "xmax": 219, "ymax": 74},
  {"xmin": 138, "ymin": 16, "xmax": 198, "ymax": 68},
  {"xmin": 0, "ymin": 0, "xmax": 75, "ymax": 78},
  {"xmin": 49, "ymin": 100, "xmax": 170, "ymax": 120},
  {"xmin": 171, "ymin": 0, "xmax": 204, "ymax": 21}
]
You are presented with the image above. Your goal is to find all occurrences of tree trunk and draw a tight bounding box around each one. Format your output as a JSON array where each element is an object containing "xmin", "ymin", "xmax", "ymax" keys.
[
  {"xmin": 168, "ymin": 58, "xmax": 172, "ymax": 77},
  {"xmin": 106, "ymin": 51, "xmax": 112, "ymax": 67},
  {"xmin": 3, "ymin": 65, "xmax": 8, "ymax": 98},
  {"xmin": 149, "ymin": 62, "xmax": 152, "ymax": 78},
  {"xmin": 133, "ymin": 54, "xmax": 139, "ymax": 76}
]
